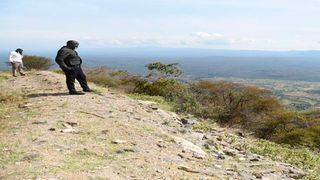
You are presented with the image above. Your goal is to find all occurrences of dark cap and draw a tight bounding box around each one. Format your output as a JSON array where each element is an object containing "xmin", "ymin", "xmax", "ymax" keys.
[
  {"xmin": 15, "ymin": 48, "xmax": 23, "ymax": 54},
  {"xmin": 66, "ymin": 40, "xmax": 79, "ymax": 48}
]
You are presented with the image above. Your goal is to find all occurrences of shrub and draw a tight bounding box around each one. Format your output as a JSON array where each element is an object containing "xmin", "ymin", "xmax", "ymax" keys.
[
  {"xmin": 186, "ymin": 80, "xmax": 320, "ymax": 148},
  {"xmin": 133, "ymin": 62, "xmax": 190, "ymax": 103},
  {"xmin": 173, "ymin": 92, "xmax": 203, "ymax": 115},
  {"xmin": 255, "ymin": 111, "xmax": 298, "ymax": 139},
  {"xmin": 134, "ymin": 78, "xmax": 188, "ymax": 101},
  {"xmin": 272, "ymin": 126, "xmax": 320, "ymax": 147},
  {"xmin": 86, "ymin": 67, "xmax": 121, "ymax": 87},
  {"xmin": 23, "ymin": 55, "xmax": 53, "ymax": 70},
  {"xmin": 146, "ymin": 62, "xmax": 182, "ymax": 78},
  {"xmin": 85, "ymin": 67, "xmax": 141, "ymax": 93},
  {"xmin": 189, "ymin": 81, "xmax": 283, "ymax": 125},
  {"xmin": 269, "ymin": 112, "xmax": 320, "ymax": 148}
]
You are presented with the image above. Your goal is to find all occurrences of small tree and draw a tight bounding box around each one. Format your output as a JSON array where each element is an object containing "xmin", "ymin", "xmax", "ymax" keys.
[
  {"xmin": 145, "ymin": 62, "xmax": 182, "ymax": 80},
  {"xmin": 134, "ymin": 62, "xmax": 187, "ymax": 101},
  {"xmin": 23, "ymin": 55, "xmax": 53, "ymax": 70}
]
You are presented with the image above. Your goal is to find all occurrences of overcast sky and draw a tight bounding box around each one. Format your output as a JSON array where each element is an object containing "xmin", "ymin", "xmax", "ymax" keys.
[{"xmin": 1, "ymin": 0, "xmax": 320, "ymax": 51}]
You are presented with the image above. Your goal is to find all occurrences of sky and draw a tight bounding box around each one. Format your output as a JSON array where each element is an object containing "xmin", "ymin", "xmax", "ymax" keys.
[{"xmin": 1, "ymin": 0, "xmax": 320, "ymax": 51}]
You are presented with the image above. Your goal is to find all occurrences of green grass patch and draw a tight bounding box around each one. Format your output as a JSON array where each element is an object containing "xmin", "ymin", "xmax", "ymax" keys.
[
  {"xmin": 244, "ymin": 139, "xmax": 320, "ymax": 179},
  {"xmin": 0, "ymin": 105, "xmax": 13, "ymax": 133},
  {"xmin": 2, "ymin": 167, "xmax": 45, "ymax": 179},
  {"xmin": 0, "ymin": 103, "xmax": 28, "ymax": 133},
  {"xmin": 128, "ymin": 93, "xmax": 174, "ymax": 111},
  {"xmin": 0, "ymin": 74, "xmax": 9, "ymax": 81},
  {"xmin": 52, "ymin": 69, "xmax": 64, "ymax": 74},
  {"xmin": 61, "ymin": 149, "xmax": 107, "ymax": 172},
  {"xmin": 0, "ymin": 143, "xmax": 26, "ymax": 166},
  {"xmin": 0, "ymin": 71, "xmax": 10, "ymax": 81},
  {"xmin": 142, "ymin": 125, "xmax": 155, "ymax": 132},
  {"xmin": 192, "ymin": 121, "xmax": 216, "ymax": 132}
]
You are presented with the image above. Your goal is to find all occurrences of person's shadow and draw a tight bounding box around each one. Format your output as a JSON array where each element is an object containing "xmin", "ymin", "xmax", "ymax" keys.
[{"xmin": 27, "ymin": 92, "xmax": 70, "ymax": 98}]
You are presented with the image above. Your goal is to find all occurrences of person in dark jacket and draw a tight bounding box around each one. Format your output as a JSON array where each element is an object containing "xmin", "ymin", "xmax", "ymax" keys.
[{"xmin": 55, "ymin": 40, "xmax": 91, "ymax": 95}]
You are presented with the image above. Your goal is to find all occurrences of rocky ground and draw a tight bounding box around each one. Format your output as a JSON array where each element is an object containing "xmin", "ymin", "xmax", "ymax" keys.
[{"xmin": 0, "ymin": 71, "xmax": 305, "ymax": 179}]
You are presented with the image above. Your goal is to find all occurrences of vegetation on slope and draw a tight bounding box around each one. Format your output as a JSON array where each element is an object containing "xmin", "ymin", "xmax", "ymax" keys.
[
  {"xmin": 80, "ymin": 62, "xmax": 320, "ymax": 150},
  {"xmin": 23, "ymin": 55, "xmax": 53, "ymax": 70}
]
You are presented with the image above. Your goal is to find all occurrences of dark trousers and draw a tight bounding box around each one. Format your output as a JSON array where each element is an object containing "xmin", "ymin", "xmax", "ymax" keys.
[{"xmin": 63, "ymin": 66, "xmax": 90, "ymax": 92}]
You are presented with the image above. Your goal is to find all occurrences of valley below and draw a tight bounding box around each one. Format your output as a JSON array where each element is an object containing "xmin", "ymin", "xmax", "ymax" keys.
[{"xmin": 207, "ymin": 77, "xmax": 320, "ymax": 111}]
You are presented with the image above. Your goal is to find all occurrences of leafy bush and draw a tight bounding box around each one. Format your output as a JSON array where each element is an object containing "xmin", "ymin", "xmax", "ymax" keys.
[
  {"xmin": 134, "ymin": 78, "xmax": 188, "ymax": 101},
  {"xmin": 23, "ymin": 55, "xmax": 53, "ymax": 70},
  {"xmin": 189, "ymin": 81, "xmax": 283, "ymax": 124},
  {"xmin": 272, "ymin": 126, "xmax": 320, "ymax": 147},
  {"xmin": 133, "ymin": 62, "xmax": 189, "ymax": 101},
  {"xmin": 86, "ymin": 67, "xmax": 121, "ymax": 87},
  {"xmin": 146, "ymin": 62, "xmax": 182, "ymax": 78},
  {"xmin": 187, "ymin": 80, "xmax": 320, "ymax": 148},
  {"xmin": 269, "ymin": 112, "xmax": 320, "ymax": 148},
  {"xmin": 85, "ymin": 67, "xmax": 141, "ymax": 93}
]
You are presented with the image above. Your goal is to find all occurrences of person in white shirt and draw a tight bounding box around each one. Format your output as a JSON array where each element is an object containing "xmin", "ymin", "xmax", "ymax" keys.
[{"xmin": 9, "ymin": 48, "xmax": 25, "ymax": 77}]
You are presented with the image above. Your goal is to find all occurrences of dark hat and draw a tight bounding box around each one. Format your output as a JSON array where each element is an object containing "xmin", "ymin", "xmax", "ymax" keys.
[
  {"xmin": 15, "ymin": 48, "xmax": 23, "ymax": 54},
  {"xmin": 66, "ymin": 40, "xmax": 79, "ymax": 47}
]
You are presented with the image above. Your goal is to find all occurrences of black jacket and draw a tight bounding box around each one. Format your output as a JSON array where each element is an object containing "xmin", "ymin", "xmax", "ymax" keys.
[{"xmin": 55, "ymin": 46, "xmax": 82, "ymax": 70}]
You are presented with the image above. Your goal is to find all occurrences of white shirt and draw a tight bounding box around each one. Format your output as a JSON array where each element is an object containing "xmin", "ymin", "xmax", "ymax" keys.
[{"xmin": 9, "ymin": 51, "xmax": 23, "ymax": 63}]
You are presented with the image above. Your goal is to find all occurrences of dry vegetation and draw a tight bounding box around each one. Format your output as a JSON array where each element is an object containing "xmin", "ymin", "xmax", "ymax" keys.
[
  {"xmin": 23, "ymin": 55, "xmax": 53, "ymax": 70},
  {"xmin": 0, "ymin": 73, "xmax": 25, "ymax": 133},
  {"xmin": 82, "ymin": 63, "xmax": 320, "ymax": 150}
]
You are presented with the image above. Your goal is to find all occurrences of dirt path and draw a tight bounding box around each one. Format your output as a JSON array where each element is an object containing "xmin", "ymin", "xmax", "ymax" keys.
[{"xmin": 0, "ymin": 71, "xmax": 305, "ymax": 180}]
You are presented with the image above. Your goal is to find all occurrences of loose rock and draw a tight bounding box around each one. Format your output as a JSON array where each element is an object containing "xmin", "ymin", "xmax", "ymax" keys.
[
  {"xmin": 173, "ymin": 136, "xmax": 206, "ymax": 158},
  {"xmin": 178, "ymin": 165, "xmax": 200, "ymax": 173},
  {"xmin": 21, "ymin": 152, "xmax": 40, "ymax": 161},
  {"xmin": 32, "ymin": 121, "xmax": 47, "ymax": 125},
  {"xmin": 112, "ymin": 139, "xmax": 127, "ymax": 144}
]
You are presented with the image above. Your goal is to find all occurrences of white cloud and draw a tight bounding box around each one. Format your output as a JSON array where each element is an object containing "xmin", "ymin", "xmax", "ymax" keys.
[
  {"xmin": 230, "ymin": 38, "xmax": 256, "ymax": 44},
  {"xmin": 80, "ymin": 36, "xmax": 108, "ymax": 47},
  {"xmin": 191, "ymin": 32, "xmax": 224, "ymax": 39},
  {"xmin": 78, "ymin": 36, "xmax": 171, "ymax": 48},
  {"xmin": 190, "ymin": 32, "xmax": 230, "ymax": 46}
]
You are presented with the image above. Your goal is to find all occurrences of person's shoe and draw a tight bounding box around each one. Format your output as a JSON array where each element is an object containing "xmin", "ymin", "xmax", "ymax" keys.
[
  {"xmin": 83, "ymin": 89, "xmax": 93, "ymax": 92},
  {"xmin": 20, "ymin": 73, "xmax": 26, "ymax": 76},
  {"xmin": 69, "ymin": 91, "xmax": 85, "ymax": 95}
]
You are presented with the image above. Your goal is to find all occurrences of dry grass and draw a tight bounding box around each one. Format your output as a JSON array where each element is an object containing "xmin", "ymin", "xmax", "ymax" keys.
[{"xmin": 243, "ymin": 139, "xmax": 320, "ymax": 179}]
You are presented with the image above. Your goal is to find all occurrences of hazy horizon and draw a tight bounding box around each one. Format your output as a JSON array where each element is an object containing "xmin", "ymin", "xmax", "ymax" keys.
[{"xmin": 1, "ymin": 47, "xmax": 320, "ymax": 82}]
